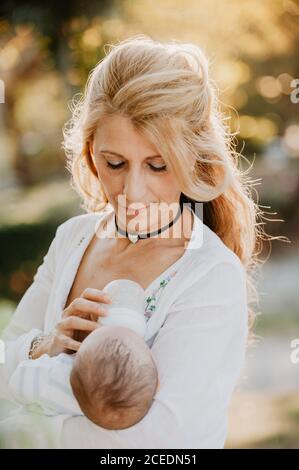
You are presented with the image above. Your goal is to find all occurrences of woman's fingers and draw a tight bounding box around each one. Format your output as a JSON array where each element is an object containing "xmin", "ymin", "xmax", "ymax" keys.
[
  {"xmin": 62, "ymin": 297, "xmax": 110, "ymax": 319},
  {"xmin": 58, "ymin": 334, "xmax": 81, "ymax": 352},
  {"xmin": 50, "ymin": 288, "xmax": 112, "ymax": 356},
  {"xmin": 59, "ymin": 289, "xmax": 112, "ymax": 352},
  {"xmin": 73, "ymin": 298, "xmax": 109, "ymax": 316},
  {"xmin": 59, "ymin": 316, "xmax": 100, "ymax": 332},
  {"xmin": 81, "ymin": 287, "xmax": 112, "ymax": 304},
  {"xmin": 89, "ymin": 312, "xmax": 100, "ymax": 323}
]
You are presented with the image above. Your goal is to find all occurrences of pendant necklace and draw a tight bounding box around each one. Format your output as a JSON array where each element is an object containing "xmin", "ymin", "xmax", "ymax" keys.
[{"xmin": 114, "ymin": 202, "xmax": 184, "ymax": 244}]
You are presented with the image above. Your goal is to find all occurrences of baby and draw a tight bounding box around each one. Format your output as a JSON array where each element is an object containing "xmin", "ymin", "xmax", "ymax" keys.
[
  {"xmin": 8, "ymin": 280, "xmax": 160, "ymax": 430},
  {"xmin": 70, "ymin": 324, "xmax": 159, "ymax": 430}
]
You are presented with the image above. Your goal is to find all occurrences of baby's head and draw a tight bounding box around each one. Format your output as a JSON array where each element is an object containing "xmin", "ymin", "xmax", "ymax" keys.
[{"xmin": 70, "ymin": 325, "xmax": 159, "ymax": 430}]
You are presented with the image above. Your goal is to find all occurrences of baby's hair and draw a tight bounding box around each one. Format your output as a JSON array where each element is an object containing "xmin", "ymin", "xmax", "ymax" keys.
[{"xmin": 70, "ymin": 334, "xmax": 158, "ymax": 429}]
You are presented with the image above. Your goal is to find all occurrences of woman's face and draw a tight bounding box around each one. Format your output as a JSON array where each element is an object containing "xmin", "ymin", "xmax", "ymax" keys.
[{"xmin": 89, "ymin": 114, "xmax": 181, "ymax": 233}]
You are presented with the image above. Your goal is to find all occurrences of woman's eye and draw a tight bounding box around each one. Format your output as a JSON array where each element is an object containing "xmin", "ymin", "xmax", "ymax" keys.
[
  {"xmin": 106, "ymin": 162, "xmax": 124, "ymax": 170},
  {"xmin": 149, "ymin": 164, "xmax": 167, "ymax": 172},
  {"xmin": 106, "ymin": 162, "xmax": 167, "ymax": 172}
]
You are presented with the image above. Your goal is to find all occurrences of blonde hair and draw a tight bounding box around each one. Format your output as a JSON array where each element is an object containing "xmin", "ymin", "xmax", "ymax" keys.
[{"xmin": 62, "ymin": 34, "xmax": 286, "ymax": 346}]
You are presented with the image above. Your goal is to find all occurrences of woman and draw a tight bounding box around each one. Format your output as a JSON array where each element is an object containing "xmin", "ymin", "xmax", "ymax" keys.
[{"xmin": 0, "ymin": 35, "xmax": 264, "ymax": 448}]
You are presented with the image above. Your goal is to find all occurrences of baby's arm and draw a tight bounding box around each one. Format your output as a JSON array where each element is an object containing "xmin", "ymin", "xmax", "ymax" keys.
[{"xmin": 8, "ymin": 352, "xmax": 83, "ymax": 416}]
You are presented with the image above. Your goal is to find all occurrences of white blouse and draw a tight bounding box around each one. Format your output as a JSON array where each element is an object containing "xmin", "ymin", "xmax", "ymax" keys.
[{"xmin": 0, "ymin": 204, "xmax": 248, "ymax": 449}]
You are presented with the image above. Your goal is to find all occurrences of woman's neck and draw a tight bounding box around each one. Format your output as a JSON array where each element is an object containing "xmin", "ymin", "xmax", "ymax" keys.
[{"xmin": 108, "ymin": 204, "xmax": 194, "ymax": 254}]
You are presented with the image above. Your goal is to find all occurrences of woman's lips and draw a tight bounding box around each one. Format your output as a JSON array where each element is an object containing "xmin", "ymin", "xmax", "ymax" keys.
[
  {"xmin": 117, "ymin": 203, "xmax": 150, "ymax": 216},
  {"xmin": 126, "ymin": 206, "xmax": 148, "ymax": 215}
]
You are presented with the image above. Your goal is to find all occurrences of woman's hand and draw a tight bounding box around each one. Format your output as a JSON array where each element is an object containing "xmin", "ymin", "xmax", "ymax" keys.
[{"xmin": 30, "ymin": 288, "xmax": 112, "ymax": 359}]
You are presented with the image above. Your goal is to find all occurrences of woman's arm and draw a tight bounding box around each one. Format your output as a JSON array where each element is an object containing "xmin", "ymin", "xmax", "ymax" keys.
[
  {"xmin": 58, "ymin": 260, "xmax": 248, "ymax": 449},
  {"xmin": 0, "ymin": 223, "xmax": 62, "ymax": 400}
]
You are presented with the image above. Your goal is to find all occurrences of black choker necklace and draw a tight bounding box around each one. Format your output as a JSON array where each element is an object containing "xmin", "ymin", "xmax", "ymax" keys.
[{"xmin": 114, "ymin": 201, "xmax": 184, "ymax": 244}]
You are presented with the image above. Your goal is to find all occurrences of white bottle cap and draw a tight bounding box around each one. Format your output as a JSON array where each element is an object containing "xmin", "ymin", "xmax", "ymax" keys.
[{"xmin": 99, "ymin": 279, "xmax": 147, "ymax": 337}]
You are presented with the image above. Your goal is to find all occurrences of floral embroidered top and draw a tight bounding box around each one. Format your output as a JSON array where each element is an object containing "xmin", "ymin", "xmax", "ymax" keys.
[
  {"xmin": 144, "ymin": 269, "xmax": 178, "ymax": 321},
  {"xmin": 1, "ymin": 205, "xmax": 249, "ymax": 450}
]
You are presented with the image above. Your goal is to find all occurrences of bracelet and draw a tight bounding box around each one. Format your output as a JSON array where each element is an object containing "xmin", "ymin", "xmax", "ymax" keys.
[{"xmin": 28, "ymin": 333, "xmax": 51, "ymax": 359}]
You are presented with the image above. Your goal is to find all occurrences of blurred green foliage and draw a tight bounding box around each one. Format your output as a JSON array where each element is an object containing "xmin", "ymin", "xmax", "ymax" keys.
[{"xmin": 0, "ymin": 218, "xmax": 63, "ymax": 302}]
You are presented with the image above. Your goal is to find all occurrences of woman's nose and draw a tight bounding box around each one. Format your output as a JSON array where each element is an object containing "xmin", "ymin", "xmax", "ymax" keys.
[{"xmin": 123, "ymin": 170, "xmax": 147, "ymax": 203}]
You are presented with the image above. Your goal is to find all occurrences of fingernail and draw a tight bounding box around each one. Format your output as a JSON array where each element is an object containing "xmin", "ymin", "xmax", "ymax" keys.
[{"xmin": 98, "ymin": 304, "xmax": 107, "ymax": 314}]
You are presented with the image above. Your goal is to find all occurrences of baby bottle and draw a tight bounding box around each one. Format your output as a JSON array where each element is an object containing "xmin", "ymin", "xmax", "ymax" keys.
[{"xmin": 99, "ymin": 279, "xmax": 147, "ymax": 337}]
